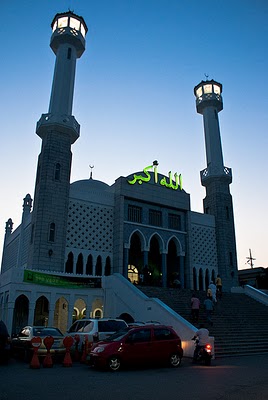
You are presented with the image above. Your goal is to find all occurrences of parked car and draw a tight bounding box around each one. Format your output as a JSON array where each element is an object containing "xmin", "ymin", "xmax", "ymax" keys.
[
  {"xmin": 0, "ymin": 320, "xmax": 11, "ymax": 364},
  {"xmin": 89, "ymin": 324, "xmax": 183, "ymax": 371},
  {"xmin": 11, "ymin": 326, "xmax": 66, "ymax": 362},
  {"xmin": 66, "ymin": 318, "xmax": 128, "ymax": 351}
]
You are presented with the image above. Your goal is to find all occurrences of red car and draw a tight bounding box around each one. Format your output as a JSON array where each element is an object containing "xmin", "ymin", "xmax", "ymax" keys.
[{"xmin": 89, "ymin": 324, "xmax": 183, "ymax": 371}]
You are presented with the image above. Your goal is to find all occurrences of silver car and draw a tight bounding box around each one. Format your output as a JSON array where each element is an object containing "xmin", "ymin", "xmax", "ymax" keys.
[
  {"xmin": 66, "ymin": 318, "xmax": 128, "ymax": 351},
  {"xmin": 11, "ymin": 326, "xmax": 65, "ymax": 362}
]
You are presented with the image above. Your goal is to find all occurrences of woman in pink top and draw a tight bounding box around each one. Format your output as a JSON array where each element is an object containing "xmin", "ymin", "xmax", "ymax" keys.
[{"xmin": 191, "ymin": 294, "xmax": 200, "ymax": 323}]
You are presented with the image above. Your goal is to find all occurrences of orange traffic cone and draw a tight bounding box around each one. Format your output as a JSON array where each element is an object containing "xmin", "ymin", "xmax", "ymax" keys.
[
  {"xmin": 43, "ymin": 336, "xmax": 54, "ymax": 368},
  {"xmin": 30, "ymin": 337, "xmax": 42, "ymax": 369},
  {"xmin": 63, "ymin": 336, "xmax": 74, "ymax": 367}
]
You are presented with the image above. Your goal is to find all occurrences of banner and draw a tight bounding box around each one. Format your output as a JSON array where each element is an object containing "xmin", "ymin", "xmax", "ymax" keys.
[{"xmin": 23, "ymin": 269, "xmax": 101, "ymax": 289}]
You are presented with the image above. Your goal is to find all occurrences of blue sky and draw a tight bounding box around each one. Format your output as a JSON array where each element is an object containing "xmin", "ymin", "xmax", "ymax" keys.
[{"xmin": 1, "ymin": 0, "xmax": 268, "ymax": 270}]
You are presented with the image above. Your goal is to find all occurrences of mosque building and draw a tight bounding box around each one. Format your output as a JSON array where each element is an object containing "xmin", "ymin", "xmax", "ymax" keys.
[{"xmin": 0, "ymin": 11, "xmax": 238, "ymax": 335}]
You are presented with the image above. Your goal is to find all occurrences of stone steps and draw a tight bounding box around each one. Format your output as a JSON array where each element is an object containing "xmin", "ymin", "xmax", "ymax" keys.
[{"xmin": 137, "ymin": 286, "xmax": 268, "ymax": 357}]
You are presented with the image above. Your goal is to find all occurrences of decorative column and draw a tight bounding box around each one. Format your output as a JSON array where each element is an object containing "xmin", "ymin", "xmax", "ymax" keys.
[
  {"xmin": 161, "ymin": 252, "xmax": 167, "ymax": 287},
  {"xmin": 123, "ymin": 247, "xmax": 129, "ymax": 278},
  {"xmin": 179, "ymin": 255, "xmax": 185, "ymax": 288}
]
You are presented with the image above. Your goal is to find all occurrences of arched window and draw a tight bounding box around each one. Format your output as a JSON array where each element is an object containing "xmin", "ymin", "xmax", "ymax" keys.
[
  {"xmin": 205, "ymin": 269, "xmax": 210, "ymax": 290},
  {"xmin": 76, "ymin": 253, "xmax": 83, "ymax": 274},
  {"xmin": 48, "ymin": 223, "xmax": 56, "ymax": 242},
  {"xmin": 86, "ymin": 255, "xmax": 93, "ymax": 275},
  {"xmin": 65, "ymin": 252, "xmax": 74, "ymax": 273},
  {"xmin": 193, "ymin": 267, "xmax": 197, "ymax": 291},
  {"xmin": 199, "ymin": 269, "xmax": 204, "ymax": 291},
  {"xmin": 54, "ymin": 163, "xmax": 61, "ymax": 181},
  {"xmin": 104, "ymin": 257, "xmax": 111, "ymax": 276},
  {"xmin": 211, "ymin": 269, "xmax": 216, "ymax": 283}
]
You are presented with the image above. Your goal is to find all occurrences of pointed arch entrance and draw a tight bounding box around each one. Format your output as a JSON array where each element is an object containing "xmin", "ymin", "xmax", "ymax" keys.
[
  {"xmin": 12, "ymin": 295, "xmax": 29, "ymax": 335},
  {"xmin": 167, "ymin": 239, "xmax": 180, "ymax": 287},
  {"xmin": 148, "ymin": 235, "xmax": 162, "ymax": 286},
  {"xmin": 34, "ymin": 296, "xmax": 49, "ymax": 326},
  {"xmin": 73, "ymin": 298, "xmax": 87, "ymax": 323},
  {"xmin": 128, "ymin": 232, "xmax": 143, "ymax": 283}
]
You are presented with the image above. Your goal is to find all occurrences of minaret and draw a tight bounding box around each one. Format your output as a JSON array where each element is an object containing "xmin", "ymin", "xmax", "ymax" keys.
[
  {"xmin": 194, "ymin": 79, "xmax": 238, "ymax": 290},
  {"xmin": 28, "ymin": 12, "xmax": 88, "ymax": 272}
]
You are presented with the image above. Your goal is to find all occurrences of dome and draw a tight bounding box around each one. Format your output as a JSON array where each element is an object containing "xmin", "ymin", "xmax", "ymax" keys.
[{"xmin": 69, "ymin": 179, "xmax": 114, "ymax": 205}]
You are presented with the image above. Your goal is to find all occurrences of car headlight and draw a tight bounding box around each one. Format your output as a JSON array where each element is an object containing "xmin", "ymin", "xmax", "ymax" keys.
[{"xmin": 95, "ymin": 347, "xmax": 105, "ymax": 353}]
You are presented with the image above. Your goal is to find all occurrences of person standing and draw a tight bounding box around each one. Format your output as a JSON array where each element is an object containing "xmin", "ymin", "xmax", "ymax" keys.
[
  {"xmin": 208, "ymin": 281, "xmax": 217, "ymax": 303},
  {"xmin": 191, "ymin": 294, "xmax": 200, "ymax": 323},
  {"xmin": 216, "ymin": 274, "xmax": 222, "ymax": 299},
  {"xmin": 204, "ymin": 296, "xmax": 214, "ymax": 326}
]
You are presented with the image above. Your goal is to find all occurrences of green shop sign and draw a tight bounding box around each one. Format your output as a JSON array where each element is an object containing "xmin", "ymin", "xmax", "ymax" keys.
[
  {"xmin": 128, "ymin": 160, "xmax": 182, "ymax": 190},
  {"xmin": 23, "ymin": 269, "xmax": 101, "ymax": 289}
]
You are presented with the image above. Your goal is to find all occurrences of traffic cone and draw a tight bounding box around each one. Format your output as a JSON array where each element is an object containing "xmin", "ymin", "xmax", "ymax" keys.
[
  {"xmin": 29, "ymin": 337, "xmax": 42, "ymax": 369},
  {"xmin": 62, "ymin": 336, "xmax": 74, "ymax": 367},
  {"xmin": 43, "ymin": 336, "xmax": 54, "ymax": 368}
]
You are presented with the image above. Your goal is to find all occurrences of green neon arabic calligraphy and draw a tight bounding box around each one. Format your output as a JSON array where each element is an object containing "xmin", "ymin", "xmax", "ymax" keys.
[
  {"xmin": 128, "ymin": 163, "xmax": 183, "ymax": 190},
  {"xmin": 127, "ymin": 165, "xmax": 154, "ymax": 185}
]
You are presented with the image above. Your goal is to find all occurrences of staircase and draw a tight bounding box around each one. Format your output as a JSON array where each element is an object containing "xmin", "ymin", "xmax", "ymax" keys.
[{"xmin": 137, "ymin": 286, "xmax": 268, "ymax": 357}]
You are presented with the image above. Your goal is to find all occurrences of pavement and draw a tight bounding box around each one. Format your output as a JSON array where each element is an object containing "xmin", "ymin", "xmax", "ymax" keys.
[{"xmin": 0, "ymin": 354, "xmax": 268, "ymax": 400}]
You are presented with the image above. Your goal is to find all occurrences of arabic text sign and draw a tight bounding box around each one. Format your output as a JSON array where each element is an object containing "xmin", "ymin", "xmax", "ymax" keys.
[{"xmin": 127, "ymin": 163, "xmax": 183, "ymax": 191}]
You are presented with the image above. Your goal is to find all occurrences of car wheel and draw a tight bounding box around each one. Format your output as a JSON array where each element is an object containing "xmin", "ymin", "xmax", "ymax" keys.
[
  {"xmin": 108, "ymin": 356, "xmax": 121, "ymax": 372},
  {"xmin": 169, "ymin": 353, "xmax": 182, "ymax": 368}
]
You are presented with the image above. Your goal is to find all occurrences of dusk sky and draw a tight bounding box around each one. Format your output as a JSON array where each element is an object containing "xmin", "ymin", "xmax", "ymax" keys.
[{"xmin": 1, "ymin": 0, "xmax": 267, "ymax": 270}]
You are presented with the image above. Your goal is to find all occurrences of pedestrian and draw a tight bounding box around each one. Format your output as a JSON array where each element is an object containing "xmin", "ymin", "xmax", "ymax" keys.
[
  {"xmin": 191, "ymin": 293, "xmax": 200, "ymax": 323},
  {"xmin": 207, "ymin": 287, "xmax": 212, "ymax": 300},
  {"xmin": 204, "ymin": 296, "xmax": 214, "ymax": 326},
  {"xmin": 216, "ymin": 274, "xmax": 222, "ymax": 299},
  {"xmin": 208, "ymin": 281, "xmax": 217, "ymax": 303}
]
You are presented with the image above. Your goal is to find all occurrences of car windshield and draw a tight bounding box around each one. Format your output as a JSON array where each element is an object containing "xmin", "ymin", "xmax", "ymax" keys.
[
  {"xmin": 104, "ymin": 328, "xmax": 130, "ymax": 342},
  {"xmin": 33, "ymin": 328, "xmax": 63, "ymax": 337},
  {"xmin": 98, "ymin": 320, "xmax": 127, "ymax": 332}
]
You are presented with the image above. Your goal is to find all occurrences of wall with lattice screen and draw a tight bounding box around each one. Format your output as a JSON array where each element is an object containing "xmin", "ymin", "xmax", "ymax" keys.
[
  {"xmin": 191, "ymin": 211, "xmax": 217, "ymax": 268},
  {"xmin": 66, "ymin": 200, "xmax": 113, "ymax": 252}
]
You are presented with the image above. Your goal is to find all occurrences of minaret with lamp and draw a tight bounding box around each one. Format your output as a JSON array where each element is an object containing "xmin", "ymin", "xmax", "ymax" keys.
[
  {"xmin": 194, "ymin": 79, "xmax": 238, "ymax": 290},
  {"xmin": 28, "ymin": 12, "xmax": 88, "ymax": 272}
]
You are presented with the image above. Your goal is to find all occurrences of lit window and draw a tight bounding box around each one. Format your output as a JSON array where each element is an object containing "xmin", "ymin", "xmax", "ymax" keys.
[
  {"xmin": 80, "ymin": 24, "xmax": 86, "ymax": 37},
  {"xmin": 196, "ymin": 87, "xmax": 203, "ymax": 98},
  {"xmin": 58, "ymin": 16, "xmax": 68, "ymax": 28},
  {"xmin": 213, "ymin": 85, "xmax": 221, "ymax": 95},
  {"xmin": 70, "ymin": 17, "xmax": 80, "ymax": 31},
  {"xmin": 203, "ymin": 84, "xmax": 212, "ymax": 94}
]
